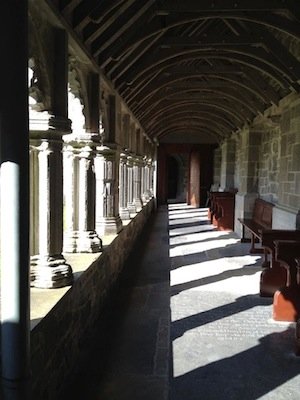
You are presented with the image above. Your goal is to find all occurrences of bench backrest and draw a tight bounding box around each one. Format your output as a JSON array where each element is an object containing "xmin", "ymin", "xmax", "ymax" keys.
[{"xmin": 252, "ymin": 198, "xmax": 274, "ymax": 228}]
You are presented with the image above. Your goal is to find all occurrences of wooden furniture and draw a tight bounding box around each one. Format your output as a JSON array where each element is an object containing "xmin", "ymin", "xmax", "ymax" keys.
[
  {"xmin": 272, "ymin": 240, "xmax": 300, "ymax": 322},
  {"xmin": 208, "ymin": 191, "xmax": 235, "ymax": 231},
  {"xmin": 260, "ymin": 230, "xmax": 300, "ymax": 297},
  {"xmin": 238, "ymin": 198, "xmax": 274, "ymax": 254}
]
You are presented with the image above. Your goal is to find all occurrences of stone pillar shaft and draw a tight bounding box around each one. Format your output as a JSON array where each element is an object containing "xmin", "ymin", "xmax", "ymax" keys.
[
  {"xmin": 63, "ymin": 145, "xmax": 78, "ymax": 252},
  {"xmin": 127, "ymin": 156, "xmax": 135, "ymax": 215},
  {"xmin": 95, "ymin": 145, "xmax": 123, "ymax": 235},
  {"xmin": 0, "ymin": 2, "xmax": 30, "ymax": 393},
  {"xmin": 119, "ymin": 153, "xmax": 130, "ymax": 220},
  {"xmin": 133, "ymin": 157, "xmax": 143, "ymax": 211},
  {"xmin": 63, "ymin": 139, "xmax": 102, "ymax": 253},
  {"xmin": 31, "ymin": 137, "xmax": 73, "ymax": 288},
  {"xmin": 76, "ymin": 145, "xmax": 102, "ymax": 252}
]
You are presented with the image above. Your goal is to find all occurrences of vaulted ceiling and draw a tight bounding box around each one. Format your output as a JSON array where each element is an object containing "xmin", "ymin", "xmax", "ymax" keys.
[{"xmin": 53, "ymin": 0, "xmax": 300, "ymax": 144}]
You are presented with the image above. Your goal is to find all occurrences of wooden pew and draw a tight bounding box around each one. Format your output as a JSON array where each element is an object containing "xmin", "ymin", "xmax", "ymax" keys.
[
  {"xmin": 238, "ymin": 198, "xmax": 274, "ymax": 254},
  {"xmin": 208, "ymin": 191, "xmax": 235, "ymax": 231},
  {"xmin": 272, "ymin": 240, "xmax": 300, "ymax": 322},
  {"xmin": 260, "ymin": 230, "xmax": 300, "ymax": 297}
]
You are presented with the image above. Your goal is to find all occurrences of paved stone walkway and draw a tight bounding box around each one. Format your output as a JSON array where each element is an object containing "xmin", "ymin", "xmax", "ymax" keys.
[{"xmin": 61, "ymin": 204, "xmax": 300, "ymax": 399}]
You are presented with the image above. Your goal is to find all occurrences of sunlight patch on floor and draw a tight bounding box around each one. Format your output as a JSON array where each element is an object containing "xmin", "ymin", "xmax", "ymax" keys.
[{"xmin": 169, "ymin": 237, "xmax": 240, "ymax": 257}]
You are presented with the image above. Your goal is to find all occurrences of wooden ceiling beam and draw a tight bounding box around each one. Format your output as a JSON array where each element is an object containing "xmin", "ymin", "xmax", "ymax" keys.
[
  {"xmin": 147, "ymin": 117, "xmax": 227, "ymax": 139},
  {"xmin": 72, "ymin": 0, "xmax": 126, "ymax": 32},
  {"xmin": 140, "ymin": 89, "xmax": 259, "ymax": 121},
  {"xmin": 147, "ymin": 116, "xmax": 228, "ymax": 138},
  {"xmin": 118, "ymin": 46, "xmax": 294, "ymax": 90},
  {"xmin": 89, "ymin": 0, "xmax": 156, "ymax": 56},
  {"xmin": 129, "ymin": 72, "xmax": 276, "ymax": 112},
  {"xmin": 107, "ymin": 12, "xmax": 300, "ymax": 60},
  {"xmin": 154, "ymin": 124, "xmax": 222, "ymax": 142},
  {"xmin": 156, "ymin": 0, "xmax": 295, "ymax": 13},
  {"xmin": 143, "ymin": 109, "xmax": 236, "ymax": 133}
]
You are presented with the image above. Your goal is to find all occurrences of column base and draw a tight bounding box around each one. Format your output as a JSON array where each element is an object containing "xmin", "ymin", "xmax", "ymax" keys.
[
  {"xmin": 30, "ymin": 255, "xmax": 73, "ymax": 289},
  {"xmin": 128, "ymin": 202, "xmax": 137, "ymax": 218},
  {"xmin": 76, "ymin": 230, "xmax": 102, "ymax": 253},
  {"xmin": 119, "ymin": 207, "xmax": 131, "ymax": 220},
  {"xmin": 142, "ymin": 192, "xmax": 151, "ymax": 205},
  {"xmin": 273, "ymin": 286, "xmax": 300, "ymax": 322},
  {"xmin": 134, "ymin": 197, "xmax": 143, "ymax": 212},
  {"xmin": 63, "ymin": 231, "xmax": 78, "ymax": 253},
  {"xmin": 97, "ymin": 215, "xmax": 123, "ymax": 235}
]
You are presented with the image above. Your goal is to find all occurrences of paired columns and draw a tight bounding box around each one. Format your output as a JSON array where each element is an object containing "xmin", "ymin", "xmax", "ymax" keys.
[
  {"xmin": 30, "ymin": 118, "xmax": 74, "ymax": 288},
  {"xmin": 63, "ymin": 135, "xmax": 102, "ymax": 253},
  {"xmin": 95, "ymin": 145, "xmax": 123, "ymax": 235}
]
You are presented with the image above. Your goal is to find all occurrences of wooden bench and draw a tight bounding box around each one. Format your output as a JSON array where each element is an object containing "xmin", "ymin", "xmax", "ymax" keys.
[
  {"xmin": 272, "ymin": 239, "xmax": 300, "ymax": 322},
  {"xmin": 238, "ymin": 198, "xmax": 274, "ymax": 254},
  {"xmin": 259, "ymin": 229, "xmax": 300, "ymax": 297},
  {"xmin": 208, "ymin": 191, "xmax": 236, "ymax": 231}
]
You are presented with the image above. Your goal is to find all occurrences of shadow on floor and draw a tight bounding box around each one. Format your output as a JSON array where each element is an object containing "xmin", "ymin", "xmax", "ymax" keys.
[{"xmin": 171, "ymin": 327, "xmax": 299, "ymax": 400}]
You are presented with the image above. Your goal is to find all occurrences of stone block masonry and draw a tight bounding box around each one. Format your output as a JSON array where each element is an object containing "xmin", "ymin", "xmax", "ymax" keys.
[{"xmin": 30, "ymin": 199, "xmax": 155, "ymax": 400}]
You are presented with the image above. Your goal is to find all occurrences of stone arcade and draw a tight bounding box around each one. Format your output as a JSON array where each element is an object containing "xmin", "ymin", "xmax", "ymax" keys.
[{"xmin": 1, "ymin": 1, "xmax": 300, "ymax": 399}]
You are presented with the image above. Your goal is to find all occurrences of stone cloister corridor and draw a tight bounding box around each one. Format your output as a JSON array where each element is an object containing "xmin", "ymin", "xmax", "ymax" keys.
[
  {"xmin": 2, "ymin": 1, "xmax": 300, "ymax": 399},
  {"xmin": 59, "ymin": 204, "xmax": 300, "ymax": 400}
]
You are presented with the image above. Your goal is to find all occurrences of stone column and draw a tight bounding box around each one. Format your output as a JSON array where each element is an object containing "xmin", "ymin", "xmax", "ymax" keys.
[
  {"xmin": 63, "ymin": 137, "xmax": 102, "ymax": 253},
  {"xmin": 133, "ymin": 156, "xmax": 143, "ymax": 212},
  {"xmin": 95, "ymin": 145, "xmax": 123, "ymax": 235},
  {"xmin": 76, "ymin": 144, "xmax": 102, "ymax": 252},
  {"xmin": 141, "ymin": 157, "xmax": 150, "ymax": 204},
  {"xmin": 127, "ymin": 155, "xmax": 136, "ymax": 215},
  {"xmin": 143, "ymin": 159, "xmax": 153, "ymax": 202},
  {"xmin": 63, "ymin": 144, "xmax": 78, "ymax": 253},
  {"xmin": 119, "ymin": 152, "xmax": 130, "ymax": 220},
  {"xmin": 30, "ymin": 143, "xmax": 39, "ymax": 256},
  {"xmin": 30, "ymin": 120, "xmax": 73, "ymax": 288},
  {"xmin": 0, "ymin": 2, "xmax": 30, "ymax": 395}
]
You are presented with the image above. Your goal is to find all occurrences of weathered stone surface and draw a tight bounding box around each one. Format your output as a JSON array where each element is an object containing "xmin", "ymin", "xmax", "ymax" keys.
[{"xmin": 30, "ymin": 199, "xmax": 155, "ymax": 399}]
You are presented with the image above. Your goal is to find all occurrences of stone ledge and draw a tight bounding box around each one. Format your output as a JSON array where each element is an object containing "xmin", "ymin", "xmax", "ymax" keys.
[{"xmin": 30, "ymin": 199, "xmax": 155, "ymax": 400}]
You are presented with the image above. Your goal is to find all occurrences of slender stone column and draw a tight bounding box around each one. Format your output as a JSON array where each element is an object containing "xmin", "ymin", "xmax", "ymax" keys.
[
  {"xmin": 63, "ymin": 144, "xmax": 78, "ymax": 253},
  {"xmin": 95, "ymin": 145, "xmax": 123, "ymax": 235},
  {"xmin": 63, "ymin": 137, "xmax": 102, "ymax": 253},
  {"xmin": 30, "ymin": 130, "xmax": 73, "ymax": 288},
  {"xmin": 0, "ymin": 2, "xmax": 30, "ymax": 396},
  {"xmin": 29, "ymin": 143, "xmax": 39, "ymax": 256},
  {"xmin": 133, "ymin": 156, "xmax": 143, "ymax": 212},
  {"xmin": 76, "ymin": 145, "xmax": 102, "ymax": 252},
  {"xmin": 149, "ymin": 159, "xmax": 155, "ymax": 197},
  {"xmin": 119, "ymin": 152, "xmax": 130, "ymax": 220},
  {"xmin": 127, "ymin": 155, "xmax": 136, "ymax": 216},
  {"xmin": 144, "ymin": 159, "xmax": 153, "ymax": 202}
]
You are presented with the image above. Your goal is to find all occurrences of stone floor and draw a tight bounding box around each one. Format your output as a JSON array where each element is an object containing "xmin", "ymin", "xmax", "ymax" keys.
[{"xmin": 60, "ymin": 203, "xmax": 300, "ymax": 400}]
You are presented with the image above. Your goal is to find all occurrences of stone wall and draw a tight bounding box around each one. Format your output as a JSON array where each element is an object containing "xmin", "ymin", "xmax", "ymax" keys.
[
  {"xmin": 258, "ymin": 127, "xmax": 280, "ymax": 203},
  {"xmin": 230, "ymin": 94, "xmax": 300, "ymax": 233},
  {"xmin": 278, "ymin": 96, "xmax": 300, "ymax": 210},
  {"xmin": 30, "ymin": 199, "xmax": 155, "ymax": 400}
]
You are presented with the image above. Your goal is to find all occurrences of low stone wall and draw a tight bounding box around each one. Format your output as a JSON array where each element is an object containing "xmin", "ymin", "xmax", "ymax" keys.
[{"xmin": 30, "ymin": 199, "xmax": 155, "ymax": 399}]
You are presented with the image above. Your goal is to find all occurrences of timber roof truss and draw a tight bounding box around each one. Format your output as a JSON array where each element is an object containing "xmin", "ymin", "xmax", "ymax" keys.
[{"xmin": 53, "ymin": 0, "xmax": 300, "ymax": 143}]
